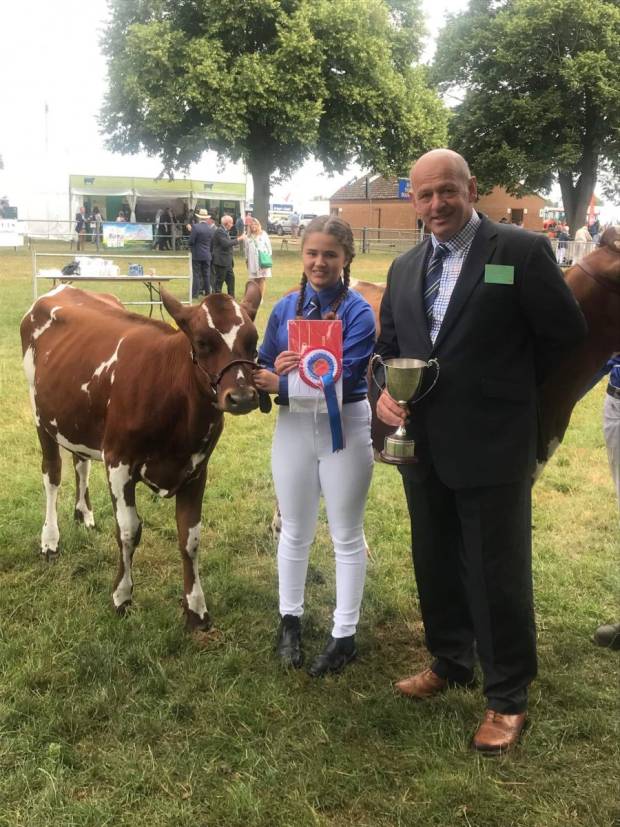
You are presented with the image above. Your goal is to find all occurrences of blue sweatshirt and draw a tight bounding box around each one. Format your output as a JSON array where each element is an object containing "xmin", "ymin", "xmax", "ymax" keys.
[{"xmin": 258, "ymin": 280, "xmax": 376, "ymax": 405}]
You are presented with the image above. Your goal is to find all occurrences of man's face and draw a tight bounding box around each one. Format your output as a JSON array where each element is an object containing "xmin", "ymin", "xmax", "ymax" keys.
[
  {"xmin": 410, "ymin": 156, "xmax": 477, "ymax": 241},
  {"xmin": 222, "ymin": 217, "xmax": 233, "ymax": 230}
]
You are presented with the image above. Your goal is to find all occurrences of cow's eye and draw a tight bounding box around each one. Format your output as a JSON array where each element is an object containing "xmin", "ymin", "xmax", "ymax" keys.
[{"xmin": 196, "ymin": 339, "xmax": 210, "ymax": 351}]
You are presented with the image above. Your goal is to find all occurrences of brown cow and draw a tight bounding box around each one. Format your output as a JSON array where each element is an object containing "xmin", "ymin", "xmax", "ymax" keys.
[
  {"xmin": 537, "ymin": 225, "xmax": 620, "ymax": 472},
  {"xmin": 21, "ymin": 283, "xmax": 262, "ymax": 629}
]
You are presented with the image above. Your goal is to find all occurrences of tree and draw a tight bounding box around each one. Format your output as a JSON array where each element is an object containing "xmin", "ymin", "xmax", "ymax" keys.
[
  {"xmin": 432, "ymin": 0, "xmax": 620, "ymax": 235},
  {"xmin": 100, "ymin": 0, "xmax": 448, "ymax": 224}
]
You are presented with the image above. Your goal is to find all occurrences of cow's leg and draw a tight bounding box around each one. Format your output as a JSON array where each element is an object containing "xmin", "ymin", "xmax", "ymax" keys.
[
  {"xmin": 38, "ymin": 426, "xmax": 62, "ymax": 561},
  {"xmin": 73, "ymin": 456, "xmax": 95, "ymax": 527},
  {"xmin": 106, "ymin": 460, "xmax": 141, "ymax": 615},
  {"xmin": 176, "ymin": 467, "xmax": 211, "ymax": 631}
]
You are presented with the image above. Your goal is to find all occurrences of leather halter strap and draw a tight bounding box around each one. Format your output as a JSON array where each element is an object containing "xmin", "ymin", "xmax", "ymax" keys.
[
  {"xmin": 191, "ymin": 353, "xmax": 258, "ymax": 396},
  {"xmin": 576, "ymin": 258, "xmax": 620, "ymax": 297}
]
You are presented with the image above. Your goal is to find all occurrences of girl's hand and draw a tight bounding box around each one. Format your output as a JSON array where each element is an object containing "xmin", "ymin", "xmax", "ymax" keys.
[
  {"xmin": 254, "ymin": 369, "xmax": 279, "ymax": 393},
  {"xmin": 274, "ymin": 350, "xmax": 300, "ymax": 375}
]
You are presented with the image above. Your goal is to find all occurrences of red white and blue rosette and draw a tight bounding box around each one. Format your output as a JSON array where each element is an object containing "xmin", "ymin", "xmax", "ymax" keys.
[{"xmin": 299, "ymin": 347, "xmax": 344, "ymax": 451}]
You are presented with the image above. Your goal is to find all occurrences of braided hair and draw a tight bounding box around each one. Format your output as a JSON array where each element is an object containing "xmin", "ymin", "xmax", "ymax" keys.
[{"xmin": 295, "ymin": 215, "xmax": 355, "ymax": 319}]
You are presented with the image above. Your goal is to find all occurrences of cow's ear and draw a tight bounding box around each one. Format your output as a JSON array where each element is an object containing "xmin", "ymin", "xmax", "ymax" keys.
[
  {"xmin": 239, "ymin": 280, "xmax": 262, "ymax": 322},
  {"xmin": 161, "ymin": 288, "xmax": 191, "ymax": 328}
]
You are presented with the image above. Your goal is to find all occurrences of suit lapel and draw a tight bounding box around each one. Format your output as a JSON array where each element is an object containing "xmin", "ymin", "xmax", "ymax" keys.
[
  {"xmin": 407, "ymin": 237, "xmax": 433, "ymax": 351},
  {"xmin": 433, "ymin": 216, "xmax": 498, "ymax": 352}
]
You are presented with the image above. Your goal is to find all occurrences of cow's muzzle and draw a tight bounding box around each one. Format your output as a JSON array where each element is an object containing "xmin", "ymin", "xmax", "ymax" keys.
[{"xmin": 192, "ymin": 354, "xmax": 260, "ymax": 414}]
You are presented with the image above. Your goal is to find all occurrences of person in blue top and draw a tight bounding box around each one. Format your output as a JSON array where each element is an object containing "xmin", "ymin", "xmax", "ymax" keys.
[
  {"xmin": 255, "ymin": 215, "xmax": 376, "ymax": 676},
  {"xmin": 590, "ymin": 353, "xmax": 620, "ymax": 650}
]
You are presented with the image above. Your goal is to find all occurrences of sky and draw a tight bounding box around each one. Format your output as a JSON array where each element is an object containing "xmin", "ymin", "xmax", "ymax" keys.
[
  {"xmin": 5, "ymin": 0, "xmax": 604, "ymax": 222},
  {"xmin": 0, "ymin": 0, "xmax": 473, "ymax": 218}
]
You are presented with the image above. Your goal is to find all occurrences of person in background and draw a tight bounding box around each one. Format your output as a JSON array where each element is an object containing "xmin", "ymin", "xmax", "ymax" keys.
[
  {"xmin": 375, "ymin": 148, "xmax": 586, "ymax": 754},
  {"xmin": 589, "ymin": 353, "xmax": 620, "ymax": 651},
  {"xmin": 153, "ymin": 208, "xmax": 163, "ymax": 249},
  {"xmin": 574, "ymin": 223, "xmax": 593, "ymax": 263},
  {"xmin": 212, "ymin": 215, "xmax": 242, "ymax": 296},
  {"xmin": 290, "ymin": 211, "xmax": 300, "ymax": 238},
  {"xmin": 92, "ymin": 205, "xmax": 103, "ymax": 251},
  {"xmin": 75, "ymin": 205, "xmax": 87, "ymax": 251},
  {"xmin": 245, "ymin": 217, "xmax": 272, "ymax": 298},
  {"xmin": 254, "ymin": 215, "xmax": 376, "ymax": 677},
  {"xmin": 189, "ymin": 209, "xmax": 216, "ymax": 298},
  {"xmin": 556, "ymin": 222, "xmax": 570, "ymax": 266},
  {"xmin": 235, "ymin": 213, "xmax": 246, "ymax": 255}
]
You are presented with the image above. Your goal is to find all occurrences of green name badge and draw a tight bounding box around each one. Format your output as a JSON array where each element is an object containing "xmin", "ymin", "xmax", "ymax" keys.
[{"xmin": 485, "ymin": 264, "xmax": 514, "ymax": 284}]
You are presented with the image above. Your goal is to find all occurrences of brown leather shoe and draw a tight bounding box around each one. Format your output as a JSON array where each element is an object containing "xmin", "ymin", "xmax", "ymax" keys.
[
  {"xmin": 472, "ymin": 710, "xmax": 527, "ymax": 755},
  {"xmin": 394, "ymin": 668, "xmax": 448, "ymax": 699}
]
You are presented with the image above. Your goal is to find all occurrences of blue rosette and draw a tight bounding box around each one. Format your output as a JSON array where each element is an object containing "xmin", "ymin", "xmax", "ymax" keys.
[{"xmin": 299, "ymin": 348, "xmax": 344, "ymax": 452}]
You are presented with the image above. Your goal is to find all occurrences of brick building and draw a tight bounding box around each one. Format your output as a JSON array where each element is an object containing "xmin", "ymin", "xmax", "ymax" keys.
[{"xmin": 329, "ymin": 175, "xmax": 549, "ymax": 232}]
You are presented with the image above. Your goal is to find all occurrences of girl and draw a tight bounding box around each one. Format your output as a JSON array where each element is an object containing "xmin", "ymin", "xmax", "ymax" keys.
[{"xmin": 255, "ymin": 216, "xmax": 375, "ymax": 676}]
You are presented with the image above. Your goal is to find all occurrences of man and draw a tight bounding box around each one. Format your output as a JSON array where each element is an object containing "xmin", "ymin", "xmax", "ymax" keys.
[
  {"xmin": 290, "ymin": 211, "xmax": 300, "ymax": 238},
  {"xmin": 376, "ymin": 149, "xmax": 586, "ymax": 754},
  {"xmin": 189, "ymin": 208, "xmax": 215, "ymax": 297},
  {"xmin": 75, "ymin": 205, "xmax": 87, "ymax": 251},
  {"xmin": 212, "ymin": 215, "xmax": 241, "ymax": 297}
]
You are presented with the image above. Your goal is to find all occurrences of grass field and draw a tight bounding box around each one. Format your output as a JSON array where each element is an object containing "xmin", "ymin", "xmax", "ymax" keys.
[{"xmin": 0, "ymin": 243, "xmax": 618, "ymax": 827}]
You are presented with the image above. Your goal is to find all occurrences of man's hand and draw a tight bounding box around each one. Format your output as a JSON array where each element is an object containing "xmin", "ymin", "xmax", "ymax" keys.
[{"xmin": 376, "ymin": 389, "xmax": 406, "ymax": 427}]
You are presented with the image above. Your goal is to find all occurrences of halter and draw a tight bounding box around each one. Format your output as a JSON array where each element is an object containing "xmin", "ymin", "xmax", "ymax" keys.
[
  {"xmin": 191, "ymin": 351, "xmax": 258, "ymax": 397},
  {"xmin": 576, "ymin": 258, "xmax": 620, "ymax": 297}
]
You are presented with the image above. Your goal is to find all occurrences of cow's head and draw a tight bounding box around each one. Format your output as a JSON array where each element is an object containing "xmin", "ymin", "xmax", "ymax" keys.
[{"xmin": 161, "ymin": 284, "xmax": 261, "ymax": 415}]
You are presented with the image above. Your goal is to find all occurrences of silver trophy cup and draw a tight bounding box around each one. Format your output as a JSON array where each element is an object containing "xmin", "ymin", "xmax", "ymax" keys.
[{"xmin": 371, "ymin": 355, "xmax": 439, "ymax": 464}]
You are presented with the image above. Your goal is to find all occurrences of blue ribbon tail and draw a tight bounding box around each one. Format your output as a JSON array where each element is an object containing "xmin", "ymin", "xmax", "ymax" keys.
[{"xmin": 322, "ymin": 374, "xmax": 344, "ymax": 452}]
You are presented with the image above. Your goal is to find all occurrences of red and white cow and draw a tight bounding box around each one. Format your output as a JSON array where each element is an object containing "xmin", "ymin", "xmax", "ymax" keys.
[
  {"xmin": 537, "ymin": 225, "xmax": 620, "ymax": 471},
  {"xmin": 21, "ymin": 283, "xmax": 262, "ymax": 629}
]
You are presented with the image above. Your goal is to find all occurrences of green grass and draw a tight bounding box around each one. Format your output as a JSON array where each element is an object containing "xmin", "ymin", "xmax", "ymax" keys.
[{"xmin": 0, "ymin": 244, "xmax": 618, "ymax": 827}]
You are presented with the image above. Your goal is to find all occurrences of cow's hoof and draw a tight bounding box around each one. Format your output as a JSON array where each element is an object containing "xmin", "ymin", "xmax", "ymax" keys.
[
  {"xmin": 40, "ymin": 547, "xmax": 60, "ymax": 564},
  {"xmin": 73, "ymin": 508, "xmax": 95, "ymax": 528},
  {"xmin": 115, "ymin": 600, "xmax": 132, "ymax": 617},
  {"xmin": 185, "ymin": 610, "xmax": 212, "ymax": 632}
]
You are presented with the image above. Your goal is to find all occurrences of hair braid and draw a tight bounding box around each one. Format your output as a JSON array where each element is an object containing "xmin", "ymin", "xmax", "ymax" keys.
[{"xmin": 295, "ymin": 273, "xmax": 308, "ymax": 318}]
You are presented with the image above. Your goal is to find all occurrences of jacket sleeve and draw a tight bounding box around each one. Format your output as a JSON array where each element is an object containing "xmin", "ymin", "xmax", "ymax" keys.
[
  {"xmin": 375, "ymin": 260, "xmax": 401, "ymax": 360},
  {"xmin": 517, "ymin": 234, "xmax": 587, "ymax": 383}
]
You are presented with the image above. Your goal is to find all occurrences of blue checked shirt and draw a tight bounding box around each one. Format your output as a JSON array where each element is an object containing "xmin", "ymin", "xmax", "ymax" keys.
[{"xmin": 427, "ymin": 211, "xmax": 481, "ymax": 343}]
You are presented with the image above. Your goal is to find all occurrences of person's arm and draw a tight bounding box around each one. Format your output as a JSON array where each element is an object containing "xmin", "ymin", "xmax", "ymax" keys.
[
  {"xmin": 255, "ymin": 301, "xmax": 293, "ymax": 399},
  {"xmin": 517, "ymin": 234, "xmax": 587, "ymax": 383},
  {"xmin": 341, "ymin": 300, "xmax": 376, "ymax": 398}
]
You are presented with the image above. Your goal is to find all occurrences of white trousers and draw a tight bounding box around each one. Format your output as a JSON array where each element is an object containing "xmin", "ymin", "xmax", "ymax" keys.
[
  {"xmin": 603, "ymin": 393, "xmax": 620, "ymax": 506},
  {"xmin": 272, "ymin": 400, "xmax": 374, "ymax": 638}
]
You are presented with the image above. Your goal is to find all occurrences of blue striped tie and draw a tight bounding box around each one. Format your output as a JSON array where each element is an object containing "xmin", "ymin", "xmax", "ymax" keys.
[
  {"xmin": 423, "ymin": 243, "xmax": 449, "ymax": 321},
  {"xmin": 305, "ymin": 298, "xmax": 321, "ymax": 319}
]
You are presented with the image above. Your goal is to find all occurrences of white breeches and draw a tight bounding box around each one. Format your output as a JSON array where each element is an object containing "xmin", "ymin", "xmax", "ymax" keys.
[
  {"xmin": 603, "ymin": 393, "xmax": 620, "ymax": 507},
  {"xmin": 272, "ymin": 400, "xmax": 374, "ymax": 638}
]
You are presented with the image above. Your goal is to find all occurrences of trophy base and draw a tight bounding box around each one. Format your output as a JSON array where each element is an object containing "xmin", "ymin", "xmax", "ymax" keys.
[
  {"xmin": 380, "ymin": 450, "xmax": 419, "ymax": 465},
  {"xmin": 380, "ymin": 435, "xmax": 418, "ymax": 465}
]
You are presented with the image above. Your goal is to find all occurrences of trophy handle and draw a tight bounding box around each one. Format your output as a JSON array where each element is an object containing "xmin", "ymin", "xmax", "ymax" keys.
[
  {"xmin": 410, "ymin": 358, "xmax": 440, "ymax": 405},
  {"xmin": 370, "ymin": 354, "xmax": 386, "ymax": 393}
]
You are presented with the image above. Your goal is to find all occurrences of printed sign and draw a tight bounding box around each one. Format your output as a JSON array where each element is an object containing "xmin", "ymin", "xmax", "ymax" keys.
[
  {"xmin": 102, "ymin": 222, "xmax": 153, "ymax": 248},
  {"xmin": 0, "ymin": 219, "xmax": 23, "ymax": 247}
]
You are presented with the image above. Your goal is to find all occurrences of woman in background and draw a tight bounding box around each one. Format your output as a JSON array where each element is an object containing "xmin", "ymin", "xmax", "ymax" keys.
[{"xmin": 245, "ymin": 217, "xmax": 272, "ymax": 298}]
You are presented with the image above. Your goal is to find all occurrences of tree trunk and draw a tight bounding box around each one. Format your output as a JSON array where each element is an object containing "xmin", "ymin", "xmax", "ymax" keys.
[
  {"xmin": 558, "ymin": 132, "xmax": 598, "ymax": 237},
  {"xmin": 247, "ymin": 154, "xmax": 272, "ymax": 229}
]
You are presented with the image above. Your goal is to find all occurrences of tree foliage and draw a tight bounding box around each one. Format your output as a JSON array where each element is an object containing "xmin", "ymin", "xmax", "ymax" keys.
[
  {"xmin": 432, "ymin": 0, "xmax": 620, "ymax": 234},
  {"xmin": 100, "ymin": 0, "xmax": 447, "ymax": 223}
]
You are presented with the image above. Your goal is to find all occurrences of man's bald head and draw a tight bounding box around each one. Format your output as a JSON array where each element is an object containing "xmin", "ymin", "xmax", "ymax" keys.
[
  {"xmin": 409, "ymin": 148, "xmax": 477, "ymax": 241},
  {"xmin": 410, "ymin": 149, "xmax": 472, "ymax": 187}
]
